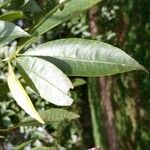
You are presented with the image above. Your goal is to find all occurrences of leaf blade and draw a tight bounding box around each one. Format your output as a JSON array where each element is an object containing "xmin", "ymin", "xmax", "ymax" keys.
[
  {"xmin": 22, "ymin": 38, "xmax": 146, "ymax": 76},
  {"xmin": 19, "ymin": 108, "xmax": 80, "ymax": 127},
  {"xmin": 0, "ymin": 20, "xmax": 30, "ymax": 45},
  {"xmin": 31, "ymin": 0, "xmax": 102, "ymax": 36},
  {"xmin": 16, "ymin": 57, "xmax": 73, "ymax": 106},
  {"xmin": 7, "ymin": 62, "xmax": 44, "ymax": 124}
]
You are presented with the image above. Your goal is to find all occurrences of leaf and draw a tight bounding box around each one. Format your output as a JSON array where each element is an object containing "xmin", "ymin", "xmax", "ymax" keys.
[
  {"xmin": 0, "ymin": 11, "xmax": 26, "ymax": 22},
  {"xmin": 72, "ymin": 78, "xmax": 87, "ymax": 87},
  {"xmin": 0, "ymin": 109, "xmax": 79, "ymax": 132},
  {"xmin": 22, "ymin": 38, "xmax": 146, "ymax": 76},
  {"xmin": 7, "ymin": 62, "xmax": 44, "ymax": 124},
  {"xmin": 16, "ymin": 57, "xmax": 73, "ymax": 106},
  {"xmin": 31, "ymin": 0, "xmax": 102, "ymax": 36},
  {"xmin": 19, "ymin": 108, "xmax": 79, "ymax": 127},
  {"xmin": 17, "ymin": 63, "xmax": 39, "ymax": 93},
  {"xmin": 0, "ymin": 20, "xmax": 30, "ymax": 45},
  {"xmin": 15, "ymin": 139, "xmax": 35, "ymax": 150}
]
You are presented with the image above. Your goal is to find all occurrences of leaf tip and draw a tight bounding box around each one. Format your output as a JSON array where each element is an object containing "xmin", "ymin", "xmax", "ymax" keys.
[
  {"xmin": 38, "ymin": 118, "xmax": 45, "ymax": 125},
  {"xmin": 137, "ymin": 63, "xmax": 148, "ymax": 74},
  {"xmin": 65, "ymin": 98, "xmax": 73, "ymax": 106}
]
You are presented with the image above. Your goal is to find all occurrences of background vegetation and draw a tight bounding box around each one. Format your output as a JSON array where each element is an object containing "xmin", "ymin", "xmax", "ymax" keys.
[{"xmin": 0, "ymin": 0, "xmax": 149, "ymax": 150}]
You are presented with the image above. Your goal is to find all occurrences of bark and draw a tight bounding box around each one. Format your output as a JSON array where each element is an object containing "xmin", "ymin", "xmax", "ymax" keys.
[
  {"xmin": 98, "ymin": 77, "xmax": 119, "ymax": 150},
  {"xmin": 88, "ymin": 5, "xmax": 119, "ymax": 150}
]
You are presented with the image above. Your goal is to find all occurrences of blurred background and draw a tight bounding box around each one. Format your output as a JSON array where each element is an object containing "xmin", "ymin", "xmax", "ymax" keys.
[{"xmin": 0, "ymin": 0, "xmax": 150, "ymax": 149}]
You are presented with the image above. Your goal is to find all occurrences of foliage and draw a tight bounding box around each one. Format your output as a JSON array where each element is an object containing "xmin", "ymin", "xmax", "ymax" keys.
[{"xmin": 0, "ymin": 0, "xmax": 149, "ymax": 149}]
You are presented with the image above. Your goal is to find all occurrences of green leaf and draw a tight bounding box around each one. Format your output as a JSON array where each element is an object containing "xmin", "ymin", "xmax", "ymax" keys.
[
  {"xmin": 72, "ymin": 78, "xmax": 86, "ymax": 87},
  {"xmin": 15, "ymin": 139, "xmax": 35, "ymax": 150},
  {"xmin": 19, "ymin": 108, "xmax": 79, "ymax": 126},
  {"xmin": 0, "ymin": 20, "xmax": 30, "ymax": 45},
  {"xmin": 16, "ymin": 57, "xmax": 73, "ymax": 106},
  {"xmin": 7, "ymin": 62, "xmax": 44, "ymax": 124},
  {"xmin": 22, "ymin": 38, "xmax": 146, "ymax": 76},
  {"xmin": 0, "ymin": 109, "xmax": 79, "ymax": 132},
  {"xmin": 0, "ymin": 11, "xmax": 26, "ymax": 22},
  {"xmin": 31, "ymin": 0, "xmax": 102, "ymax": 36}
]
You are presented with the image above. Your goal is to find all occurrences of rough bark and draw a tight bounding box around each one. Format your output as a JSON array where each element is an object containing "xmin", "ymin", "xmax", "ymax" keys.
[{"xmin": 88, "ymin": 5, "xmax": 119, "ymax": 150}]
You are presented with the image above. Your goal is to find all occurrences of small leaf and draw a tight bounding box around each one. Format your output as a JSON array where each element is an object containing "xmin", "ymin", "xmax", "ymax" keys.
[
  {"xmin": 0, "ymin": 11, "xmax": 26, "ymax": 22},
  {"xmin": 0, "ymin": 109, "xmax": 79, "ymax": 131},
  {"xmin": 7, "ymin": 62, "xmax": 44, "ymax": 124},
  {"xmin": 0, "ymin": 20, "xmax": 30, "ymax": 45},
  {"xmin": 22, "ymin": 38, "xmax": 146, "ymax": 76},
  {"xmin": 72, "ymin": 78, "xmax": 87, "ymax": 87},
  {"xmin": 19, "ymin": 108, "xmax": 79, "ymax": 126},
  {"xmin": 15, "ymin": 139, "xmax": 35, "ymax": 150},
  {"xmin": 16, "ymin": 57, "xmax": 73, "ymax": 106}
]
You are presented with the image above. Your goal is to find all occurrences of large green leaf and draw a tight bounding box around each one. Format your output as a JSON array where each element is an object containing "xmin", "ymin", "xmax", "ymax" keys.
[
  {"xmin": 0, "ymin": 20, "xmax": 30, "ymax": 45},
  {"xmin": 16, "ymin": 57, "xmax": 73, "ymax": 106},
  {"xmin": 21, "ymin": 38, "xmax": 146, "ymax": 76},
  {"xmin": 7, "ymin": 62, "xmax": 44, "ymax": 124}
]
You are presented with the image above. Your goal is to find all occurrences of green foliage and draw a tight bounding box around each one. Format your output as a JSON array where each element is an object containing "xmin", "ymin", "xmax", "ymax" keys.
[
  {"xmin": 0, "ymin": 0, "xmax": 149, "ymax": 149},
  {"xmin": 0, "ymin": 0, "xmax": 145, "ymax": 124}
]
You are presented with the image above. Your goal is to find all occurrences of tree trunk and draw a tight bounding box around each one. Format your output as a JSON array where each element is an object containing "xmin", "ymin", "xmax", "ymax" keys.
[{"xmin": 88, "ymin": 5, "xmax": 119, "ymax": 150}]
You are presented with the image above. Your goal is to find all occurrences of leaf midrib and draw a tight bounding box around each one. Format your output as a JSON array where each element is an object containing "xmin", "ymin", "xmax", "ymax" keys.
[{"xmin": 54, "ymin": 56, "xmax": 134, "ymax": 67}]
